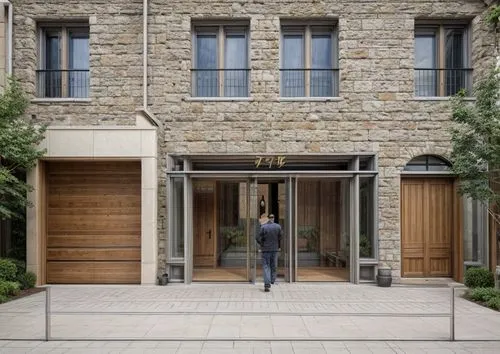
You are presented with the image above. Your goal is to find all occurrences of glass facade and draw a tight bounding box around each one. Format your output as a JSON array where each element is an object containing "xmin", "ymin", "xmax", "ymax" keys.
[{"xmin": 166, "ymin": 154, "xmax": 378, "ymax": 284}]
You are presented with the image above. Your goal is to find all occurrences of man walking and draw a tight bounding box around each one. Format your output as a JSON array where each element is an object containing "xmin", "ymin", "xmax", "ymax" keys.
[{"xmin": 256, "ymin": 214, "xmax": 282, "ymax": 292}]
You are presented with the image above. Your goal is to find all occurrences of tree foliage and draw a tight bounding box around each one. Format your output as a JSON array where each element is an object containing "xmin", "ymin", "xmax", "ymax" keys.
[
  {"xmin": 0, "ymin": 78, "xmax": 46, "ymax": 219},
  {"xmin": 450, "ymin": 68, "xmax": 500, "ymax": 221}
]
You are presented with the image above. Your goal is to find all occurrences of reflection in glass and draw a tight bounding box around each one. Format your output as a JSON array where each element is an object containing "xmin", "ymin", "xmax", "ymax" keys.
[
  {"xmin": 463, "ymin": 198, "xmax": 487, "ymax": 264},
  {"xmin": 281, "ymin": 34, "xmax": 304, "ymax": 97},
  {"xmin": 296, "ymin": 179, "xmax": 349, "ymax": 281},
  {"xmin": 45, "ymin": 32, "xmax": 61, "ymax": 97},
  {"xmin": 360, "ymin": 177, "xmax": 375, "ymax": 258},
  {"xmin": 192, "ymin": 180, "xmax": 248, "ymax": 281},
  {"xmin": 311, "ymin": 34, "xmax": 333, "ymax": 97},
  {"xmin": 69, "ymin": 30, "xmax": 90, "ymax": 98},
  {"xmin": 415, "ymin": 35, "xmax": 437, "ymax": 96},
  {"xmin": 195, "ymin": 34, "xmax": 218, "ymax": 97},
  {"xmin": 171, "ymin": 178, "xmax": 184, "ymax": 258},
  {"xmin": 445, "ymin": 29, "xmax": 466, "ymax": 95},
  {"xmin": 224, "ymin": 33, "xmax": 248, "ymax": 97}
]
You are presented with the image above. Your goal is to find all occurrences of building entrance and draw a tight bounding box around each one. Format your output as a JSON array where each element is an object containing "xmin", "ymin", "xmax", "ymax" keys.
[{"xmin": 166, "ymin": 154, "xmax": 378, "ymax": 284}]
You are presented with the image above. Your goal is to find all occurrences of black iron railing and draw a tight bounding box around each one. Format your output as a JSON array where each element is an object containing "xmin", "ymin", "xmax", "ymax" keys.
[
  {"xmin": 414, "ymin": 68, "xmax": 473, "ymax": 97},
  {"xmin": 191, "ymin": 69, "xmax": 250, "ymax": 97},
  {"xmin": 280, "ymin": 69, "xmax": 339, "ymax": 97},
  {"xmin": 36, "ymin": 69, "xmax": 90, "ymax": 98}
]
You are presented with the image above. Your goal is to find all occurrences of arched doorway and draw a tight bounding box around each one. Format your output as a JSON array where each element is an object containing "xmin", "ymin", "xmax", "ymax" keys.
[{"xmin": 401, "ymin": 155, "xmax": 455, "ymax": 278}]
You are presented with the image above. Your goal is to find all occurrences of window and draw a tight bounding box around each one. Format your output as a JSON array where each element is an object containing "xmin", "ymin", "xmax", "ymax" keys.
[
  {"xmin": 37, "ymin": 24, "xmax": 90, "ymax": 98},
  {"xmin": 192, "ymin": 24, "xmax": 249, "ymax": 97},
  {"xmin": 414, "ymin": 23, "xmax": 471, "ymax": 97},
  {"xmin": 280, "ymin": 23, "xmax": 338, "ymax": 97},
  {"xmin": 463, "ymin": 198, "xmax": 488, "ymax": 265},
  {"xmin": 404, "ymin": 155, "xmax": 452, "ymax": 172}
]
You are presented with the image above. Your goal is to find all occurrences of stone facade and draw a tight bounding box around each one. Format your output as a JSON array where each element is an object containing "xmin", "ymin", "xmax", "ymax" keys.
[{"xmin": 11, "ymin": 0, "xmax": 497, "ymax": 280}]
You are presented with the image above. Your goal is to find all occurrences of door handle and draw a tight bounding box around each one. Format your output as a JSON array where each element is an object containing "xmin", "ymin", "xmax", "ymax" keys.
[{"xmin": 207, "ymin": 230, "xmax": 212, "ymax": 239}]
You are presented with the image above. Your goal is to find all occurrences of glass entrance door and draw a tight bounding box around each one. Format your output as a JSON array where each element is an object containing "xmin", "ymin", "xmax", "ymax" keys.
[
  {"xmin": 295, "ymin": 178, "xmax": 350, "ymax": 282},
  {"xmin": 248, "ymin": 178, "xmax": 291, "ymax": 284}
]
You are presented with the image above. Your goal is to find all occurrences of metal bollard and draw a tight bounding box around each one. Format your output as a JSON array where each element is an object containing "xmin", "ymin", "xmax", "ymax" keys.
[
  {"xmin": 45, "ymin": 287, "xmax": 51, "ymax": 341},
  {"xmin": 450, "ymin": 286, "xmax": 455, "ymax": 341}
]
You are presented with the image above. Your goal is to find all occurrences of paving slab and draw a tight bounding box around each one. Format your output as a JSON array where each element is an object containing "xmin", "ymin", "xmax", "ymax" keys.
[{"xmin": 0, "ymin": 283, "xmax": 499, "ymax": 343}]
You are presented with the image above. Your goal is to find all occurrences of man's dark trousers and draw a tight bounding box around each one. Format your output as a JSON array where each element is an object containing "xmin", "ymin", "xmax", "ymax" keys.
[{"xmin": 262, "ymin": 251, "xmax": 278, "ymax": 288}]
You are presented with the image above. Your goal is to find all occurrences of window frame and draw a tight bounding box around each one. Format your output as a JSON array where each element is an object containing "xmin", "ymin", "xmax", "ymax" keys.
[
  {"xmin": 414, "ymin": 21, "xmax": 471, "ymax": 97},
  {"xmin": 191, "ymin": 22, "xmax": 250, "ymax": 98},
  {"xmin": 37, "ymin": 22, "xmax": 90, "ymax": 98},
  {"xmin": 280, "ymin": 22, "xmax": 339, "ymax": 98}
]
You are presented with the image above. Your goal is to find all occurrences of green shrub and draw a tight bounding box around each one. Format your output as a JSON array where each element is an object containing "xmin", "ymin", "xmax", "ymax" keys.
[
  {"xmin": 0, "ymin": 258, "xmax": 17, "ymax": 282},
  {"xmin": 0, "ymin": 294, "xmax": 8, "ymax": 303},
  {"xmin": 18, "ymin": 271, "xmax": 37, "ymax": 290},
  {"xmin": 464, "ymin": 267, "xmax": 495, "ymax": 288},
  {"xmin": 8, "ymin": 258, "xmax": 26, "ymax": 277},
  {"xmin": 486, "ymin": 296, "xmax": 500, "ymax": 311},
  {"xmin": 0, "ymin": 280, "xmax": 20, "ymax": 296},
  {"xmin": 469, "ymin": 287, "xmax": 500, "ymax": 302}
]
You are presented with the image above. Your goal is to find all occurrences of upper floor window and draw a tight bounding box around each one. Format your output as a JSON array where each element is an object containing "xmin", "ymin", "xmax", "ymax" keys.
[
  {"xmin": 37, "ymin": 23, "xmax": 90, "ymax": 98},
  {"xmin": 280, "ymin": 22, "xmax": 338, "ymax": 98},
  {"xmin": 414, "ymin": 23, "xmax": 471, "ymax": 97},
  {"xmin": 191, "ymin": 23, "xmax": 249, "ymax": 98}
]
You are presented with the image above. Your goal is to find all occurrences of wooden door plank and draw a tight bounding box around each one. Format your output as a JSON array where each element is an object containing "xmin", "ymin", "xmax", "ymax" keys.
[{"xmin": 401, "ymin": 179, "xmax": 426, "ymax": 277}]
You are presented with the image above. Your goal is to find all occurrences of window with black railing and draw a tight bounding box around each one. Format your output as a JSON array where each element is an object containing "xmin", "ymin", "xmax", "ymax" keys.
[
  {"xmin": 414, "ymin": 68, "xmax": 472, "ymax": 97},
  {"xmin": 280, "ymin": 24, "xmax": 339, "ymax": 98},
  {"xmin": 37, "ymin": 69, "xmax": 90, "ymax": 98},
  {"xmin": 191, "ymin": 69, "xmax": 250, "ymax": 97},
  {"xmin": 37, "ymin": 24, "xmax": 89, "ymax": 98},
  {"xmin": 192, "ymin": 24, "xmax": 250, "ymax": 98},
  {"xmin": 280, "ymin": 69, "xmax": 339, "ymax": 97},
  {"xmin": 414, "ymin": 24, "xmax": 471, "ymax": 97}
]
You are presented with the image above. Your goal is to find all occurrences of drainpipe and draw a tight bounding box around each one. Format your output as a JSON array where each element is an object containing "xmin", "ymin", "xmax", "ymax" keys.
[
  {"xmin": 1, "ymin": 0, "xmax": 12, "ymax": 76},
  {"xmin": 143, "ymin": 0, "xmax": 147, "ymax": 109}
]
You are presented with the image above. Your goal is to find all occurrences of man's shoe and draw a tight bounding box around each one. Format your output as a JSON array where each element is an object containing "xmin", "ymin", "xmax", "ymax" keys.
[{"xmin": 264, "ymin": 287, "xmax": 270, "ymax": 292}]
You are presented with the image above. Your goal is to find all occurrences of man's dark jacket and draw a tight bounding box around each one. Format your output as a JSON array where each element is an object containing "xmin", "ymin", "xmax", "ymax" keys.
[{"xmin": 256, "ymin": 221, "xmax": 282, "ymax": 252}]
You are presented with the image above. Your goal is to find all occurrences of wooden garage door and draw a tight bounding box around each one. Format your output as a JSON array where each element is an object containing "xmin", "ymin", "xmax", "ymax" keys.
[
  {"xmin": 401, "ymin": 178, "xmax": 453, "ymax": 277},
  {"xmin": 46, "ymin": 161, "xmax": 141, "ymax": 284}
]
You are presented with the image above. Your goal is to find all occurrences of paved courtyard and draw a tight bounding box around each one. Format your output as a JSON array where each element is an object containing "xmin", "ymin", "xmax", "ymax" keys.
[{"xmin": 0, "ymin": 283, "xmax": 499, "ymax": 352}]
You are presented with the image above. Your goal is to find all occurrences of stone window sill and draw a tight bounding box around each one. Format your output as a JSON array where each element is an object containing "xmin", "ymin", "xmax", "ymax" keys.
[
  {"xmin": 279, "ymin": 97, "xmax": 344, "ymax": 102},
  {"xmin": 32, "ymin": 98, "xmax": 92, "ymax": 104},
  {"xmin": 184, "ymin": 97, "xmax": 253, "ymax": 102},
  {"xmin": 412, "ymin": 96, "xmax": 476, "ymax": 102}
]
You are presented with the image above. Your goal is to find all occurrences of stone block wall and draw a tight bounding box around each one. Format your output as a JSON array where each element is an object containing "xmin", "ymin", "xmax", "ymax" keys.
[
  {"xmin": 148, "ymin": 0, "xmax": 495, "ymax": 277},
  {"xmin": 12, "ymin": 0, "xmax": 144, "ymax": 125},
  {"xmin": 10, "ymin": 0, "xmax": 497, "ymax": 279}
]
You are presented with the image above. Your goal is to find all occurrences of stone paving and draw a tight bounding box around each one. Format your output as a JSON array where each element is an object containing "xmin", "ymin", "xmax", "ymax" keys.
[
  {"xmin": 0, "ymin": 283, "xmax": 499, "ymax": 348},
  {"xmin": 0, "ymin": 339, "xmax": 500, "ymax": 353}
]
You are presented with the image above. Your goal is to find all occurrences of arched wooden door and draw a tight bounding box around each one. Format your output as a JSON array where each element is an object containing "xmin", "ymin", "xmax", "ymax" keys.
[{"xmin": 401, "ymin": 178, "xmax": 454, "ymax": 277}]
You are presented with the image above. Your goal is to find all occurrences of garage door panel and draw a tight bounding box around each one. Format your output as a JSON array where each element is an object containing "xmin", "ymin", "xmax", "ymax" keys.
[
  {"xmin": 47, "ymin": 161, "xmax": 141, "ymax": 284},
  {"xmin": 48, "ymin": 185, "xmax": 141, "ymax": 195},
  {"xmin": 48, "ymin": 161, "xmax": 141, "ymax": 174},
  {"xmin": 48, "ymin": 216, "xmax": 141, "ymax": 232},
  {"xmin": 47, "ymin": 262, "xmax": 140, "ymax": 284},
  {"xmin": 48, "ymin": 196, "xmax": 141, "ymax": 209},
  {"xmin": 48, "ymin": 207, "xmax": 140, "ymax": 216},
  {"xmin": 47, "ymin": 248, "xmax": 141, "ymax": 261},
  {"xmin": 48, "ymin": 233, "xmax": 141, "ymax": 248},
  {"xmin": 48, "ymin": 174, "xmax": 141, "ymax": 185}
]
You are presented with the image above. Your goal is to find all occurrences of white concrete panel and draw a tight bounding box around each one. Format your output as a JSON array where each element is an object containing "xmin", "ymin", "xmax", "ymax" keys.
[
  {"xmin": 48, "ymin": 129, "xmax": 93, "ymax": 157},
  {"xmin": 141, "ymin": 262, "xmax": 157, "ymax": 285},
  {"xmin": 93, "ymin": 130, "xmax": 142, "ymax": 157},
  {"xmin": 141, "ymin": 130, "xmax": 157, "ymax": 157},
  {"xmin": 141, "ymin": 158, "xmax": 157, "ymax": 190}
]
